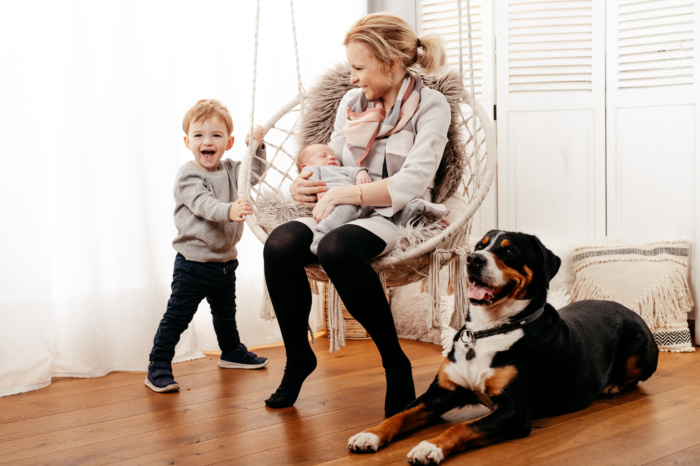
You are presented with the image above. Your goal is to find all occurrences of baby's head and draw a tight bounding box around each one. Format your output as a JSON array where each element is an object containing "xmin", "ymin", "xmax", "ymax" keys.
[
  {"xmin": 182, "ymin": 99, "xmax": 235, "ymax": 172},
  {"xmin": 297, "ymin": 144, "xmax": 340, "ymax": 173}
]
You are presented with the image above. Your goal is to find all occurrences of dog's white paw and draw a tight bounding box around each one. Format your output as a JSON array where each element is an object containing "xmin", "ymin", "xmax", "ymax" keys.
[
  {"xmin": 348, "ymin": 431, "xmax": 381, "ymax": 453},
  {"xmin": 602, "ymin": 384, "xmax": 621, "ymax": 395},
  {"xmin": 407, "ymin": 441, "xmax": 444, "ymax": 465}
]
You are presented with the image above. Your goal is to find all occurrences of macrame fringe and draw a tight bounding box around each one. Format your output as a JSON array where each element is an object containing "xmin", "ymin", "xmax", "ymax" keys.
[
  {"xmin": 420, "ymin": 277, "xmax": 429, "ymax": 294},
  {"xmin": 449, "ymin": 248, "xmax": 469, "ymax": 330},
  {"xmin": 570, "ymin": 273, "xmax": 614, "ymax": 302},
  {"xmin": 631, "ymin": 269, "xmax": 694, "ymax": 331},
  {"xmin": 326, "ymin": 282, "xmax": 346, "ymax": 353},
  {"xmin": 379, "ymin": 271, "xmax": 387, "ymax": 295},
  {"xmin": 309, "ymin": 279, "xmax": 320, "ymax": 295},
  {"xmin": 572, "ymin": 270, "xmax": 694, "ymax": 332},
  {"xmin": 428, "ymin": 251, "xmax": 442, "ymax": 329},
  {"xmin": 307, "ymin": 323, "xmax": 316, "ymax": 344},
  {"xmin": 446, "ymin": 259, "xmax": 456, "ymax": 296},
  {"xmin": 260, "ymin": 280, "xmax": 276, "ymax": 321}
]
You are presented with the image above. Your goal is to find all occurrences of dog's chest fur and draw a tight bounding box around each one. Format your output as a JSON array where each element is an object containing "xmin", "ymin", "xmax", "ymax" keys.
[{"xmin": 444, "ymin": 329, "xmax": 523, "ymax": 392}]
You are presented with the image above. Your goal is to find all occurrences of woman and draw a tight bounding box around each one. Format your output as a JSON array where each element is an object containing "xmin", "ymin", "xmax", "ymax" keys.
[{"xmin": 263, "ymin": 13, "xmax": 450, "ymax": 418}]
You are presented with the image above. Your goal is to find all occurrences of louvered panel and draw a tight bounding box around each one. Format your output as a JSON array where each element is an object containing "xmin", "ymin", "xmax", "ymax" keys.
[
  {"xmin": 507, "ymin": 0, "xmax": 593, "ymax": 94},
  {"xmin": 420, "ymin": 0, "xmax": 485, "ymax": 98},
  {"xmin": 616, "ymin": 0, "xmax": 695, "ymax": 92}
]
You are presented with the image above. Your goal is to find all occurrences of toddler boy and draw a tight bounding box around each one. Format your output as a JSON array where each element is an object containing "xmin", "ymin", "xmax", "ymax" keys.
[{"xmin": 146, "ymin": 99, "xmax": 267, "ymax": 393}]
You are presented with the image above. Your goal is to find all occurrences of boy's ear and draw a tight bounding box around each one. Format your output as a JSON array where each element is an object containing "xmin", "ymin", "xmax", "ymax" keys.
[
  {"xmin": 183, "ymin": 136, "xmax": 190, "ymax": 149},
  {"xmin": 226, "ymin": 136, "xmax": 234, "ymax": 150}
]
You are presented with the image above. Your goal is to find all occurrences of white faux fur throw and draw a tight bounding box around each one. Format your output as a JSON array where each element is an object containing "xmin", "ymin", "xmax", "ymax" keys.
[{"xmin": 254, "ymin": 188, "xmax": 446, "ymax": 259}]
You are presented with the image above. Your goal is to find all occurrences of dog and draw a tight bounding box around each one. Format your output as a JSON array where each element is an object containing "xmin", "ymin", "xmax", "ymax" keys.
[{"xmin": 348, "ymin": 230, "xmax": 658, "ymax": 464}]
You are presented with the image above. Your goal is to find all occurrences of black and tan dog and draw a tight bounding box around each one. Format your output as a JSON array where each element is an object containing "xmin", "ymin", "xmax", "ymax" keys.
[{"xmin": 348, "ymin": 230, "xmax": 658, "ymax": 464}]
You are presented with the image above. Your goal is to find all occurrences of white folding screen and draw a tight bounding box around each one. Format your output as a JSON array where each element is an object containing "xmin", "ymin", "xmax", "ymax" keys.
[
  {"xmin": 606, "ymin": 0, "xmax": 699, "ymax": 332},
  {"xmin": 496, "ymin": 0, "xmax": 607, "ymax": 245},
  {"xmin": 418, "ymin": 0, "xmax": 497, "ymax": 237},
  {"xmin": 606, "ymin": 0, "xmax": 697, "ymax": 242}
]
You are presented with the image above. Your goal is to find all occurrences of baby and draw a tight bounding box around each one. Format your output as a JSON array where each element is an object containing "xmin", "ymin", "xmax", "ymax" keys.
[{"xmin": 298, "ymin": 143, "xmax": 448, "ymax": 254}]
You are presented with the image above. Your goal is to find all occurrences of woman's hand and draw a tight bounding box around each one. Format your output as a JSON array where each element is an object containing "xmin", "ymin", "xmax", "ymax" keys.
[
  {"xmin": 290, "ymin": 171, "xmax": 327, "ymax": 207},
  {"xmin": 312, "ymin": 188, "xmax": 338, "ymax": 222}
]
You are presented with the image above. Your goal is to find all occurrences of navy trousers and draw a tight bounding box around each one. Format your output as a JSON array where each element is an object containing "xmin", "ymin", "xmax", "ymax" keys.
[{"xmin": 149, "ymin": 253, "xmax": 240, "ymax": 362}]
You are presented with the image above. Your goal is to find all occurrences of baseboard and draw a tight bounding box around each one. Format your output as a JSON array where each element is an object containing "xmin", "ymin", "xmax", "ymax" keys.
[
  {"xmin": 689, "ymin": 319, "xmax": 695, "ymax": 341},
  {"xmin": 201, "ymin": 331, "xmax": 326, "ymax": 356}
]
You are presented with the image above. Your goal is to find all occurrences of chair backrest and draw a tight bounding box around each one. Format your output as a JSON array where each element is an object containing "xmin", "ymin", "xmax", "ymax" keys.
[{"xmin": 295, "ymin": 64, "xmax": 468, "ymax": 204}]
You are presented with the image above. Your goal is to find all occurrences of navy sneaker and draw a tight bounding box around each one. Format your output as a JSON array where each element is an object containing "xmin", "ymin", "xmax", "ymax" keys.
[
  {"xmin": 144, "ymin": 360, "xmax": 180, "ymax": 393},
  {"xmin": 219, "ymin": 343, "xmax": 269, "ymax": 369}
]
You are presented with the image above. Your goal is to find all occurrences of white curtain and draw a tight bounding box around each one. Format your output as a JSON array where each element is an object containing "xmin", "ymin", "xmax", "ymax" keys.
[{"xmin": 0, "ymin": 0, "xmax": 365, "ymax": 397}]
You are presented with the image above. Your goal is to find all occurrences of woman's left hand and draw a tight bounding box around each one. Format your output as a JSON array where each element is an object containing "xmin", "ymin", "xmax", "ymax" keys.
[{"xmin": 312, "ymin": 188, "xmax": 338, "ymax": 222}]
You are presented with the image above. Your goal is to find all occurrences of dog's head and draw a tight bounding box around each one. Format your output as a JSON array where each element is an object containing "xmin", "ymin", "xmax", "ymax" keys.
[{"xmin": 467, "ymin": 230, "xmax": 561, "ymax": 307}]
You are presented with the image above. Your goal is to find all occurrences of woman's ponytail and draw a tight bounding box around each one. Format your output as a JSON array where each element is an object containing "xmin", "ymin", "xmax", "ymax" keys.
[{"xmin": 415, "ymin": 33, "xmax": 446, "ymax": 74}]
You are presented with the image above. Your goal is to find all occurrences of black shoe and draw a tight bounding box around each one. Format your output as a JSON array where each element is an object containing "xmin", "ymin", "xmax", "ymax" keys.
[
  {"xmin": 144, "ymin": 360, "xmax": 180, "ymax": 393},
  {"xmin": 219, "ymin": 343, "xmax": 269, "ymax": 369}
]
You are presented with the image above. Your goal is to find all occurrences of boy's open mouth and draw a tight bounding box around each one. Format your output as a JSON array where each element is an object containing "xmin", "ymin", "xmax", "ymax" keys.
[{"xmin": 201, "ymin": 150, "xmax": 216, "ymax": 158}]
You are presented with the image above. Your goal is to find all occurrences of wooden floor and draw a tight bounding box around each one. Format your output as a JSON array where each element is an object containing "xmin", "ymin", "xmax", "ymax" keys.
[{"xmin": 1, "ymin": 339, "xmax": 700, "ymax": 466}]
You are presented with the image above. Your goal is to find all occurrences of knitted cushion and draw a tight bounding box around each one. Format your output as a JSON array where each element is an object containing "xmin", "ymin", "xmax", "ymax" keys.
[{"xmin": 571, "ymin": 240, "xmax": 694, "ymax": 353}]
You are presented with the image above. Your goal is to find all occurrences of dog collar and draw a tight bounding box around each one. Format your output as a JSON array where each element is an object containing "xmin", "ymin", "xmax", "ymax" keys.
[{"xmin": 459, "ymin": 306, "xmax": 545, "ymax": 361}]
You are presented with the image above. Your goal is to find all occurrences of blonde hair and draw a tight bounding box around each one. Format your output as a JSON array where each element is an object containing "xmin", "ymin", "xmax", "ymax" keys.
[
  {"xmin": 182, "ymin": 99, "xmax": 234, "ymax": 136},
  {"xmin": 343, "ymin": 13, "xmax": 446, "ymax": 75}
]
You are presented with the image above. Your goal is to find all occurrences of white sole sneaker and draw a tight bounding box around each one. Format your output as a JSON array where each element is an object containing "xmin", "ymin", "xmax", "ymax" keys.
[
  {"xmin": 218, "ymin": 359, "xmax": 269, "ymax": 369},
  {"xmin": 144, "ymin": 377, "xmax": 180, "ymax": 393}
]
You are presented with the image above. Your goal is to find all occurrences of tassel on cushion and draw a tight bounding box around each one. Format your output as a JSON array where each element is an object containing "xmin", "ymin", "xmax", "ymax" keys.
[
  {"xmin": 631, "ymin": 269, "xmax": 695, "ymax": 331},
  {"xmin": 570, "ymin": 273, "xmax": 615, "ymax": 302}
]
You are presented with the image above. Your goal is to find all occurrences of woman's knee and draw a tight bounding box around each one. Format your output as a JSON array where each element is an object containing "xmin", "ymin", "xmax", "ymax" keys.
[
  {"xmin": 264, "ymin": 222, "xmax": 313, "ymax": 261},
  {"xmin": 317, "ymin": 225, "xmax": 385, "ymax": 265}
]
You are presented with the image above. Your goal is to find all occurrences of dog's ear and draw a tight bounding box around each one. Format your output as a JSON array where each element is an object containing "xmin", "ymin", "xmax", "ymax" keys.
[{"xmin": 527, "ymin": 235, "xmax": 561, "ymax": 288}]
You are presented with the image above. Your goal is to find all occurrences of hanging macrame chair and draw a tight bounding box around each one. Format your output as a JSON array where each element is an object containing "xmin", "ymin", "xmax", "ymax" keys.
[{"xmin": 238, "ymin": 0, "xmax": 497, "ymax": 352}]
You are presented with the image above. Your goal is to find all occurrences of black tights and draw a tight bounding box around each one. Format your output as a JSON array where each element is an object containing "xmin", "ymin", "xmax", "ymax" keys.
[{"xmin": 263, "ymin": 221, "xmax": 415, "ymax": 416}]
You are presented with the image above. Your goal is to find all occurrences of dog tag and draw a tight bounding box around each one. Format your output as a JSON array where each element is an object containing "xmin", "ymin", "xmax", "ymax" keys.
[{"xmin": 466, "ymin": 348, "xmax": 475, "ymax": 360}]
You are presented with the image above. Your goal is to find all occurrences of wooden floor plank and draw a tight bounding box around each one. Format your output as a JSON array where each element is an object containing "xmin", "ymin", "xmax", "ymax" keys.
[
  {"xmin": 1, "ymin": 346, "xmax": 442, "ymax": 465},
  {"xmin": 316, "ymin": 384, "xmax": 700, "ymax": 466},
  {"xmin": 0, "ymin": 338, "xmax": 697, "ymax": 466},
  {"xmin": 0, "ymin": 339, "xmax": 436, "ymax": 445},
  {"xmin": 642, "ymin": 443, "xmax": 700, "ymax": 466}
]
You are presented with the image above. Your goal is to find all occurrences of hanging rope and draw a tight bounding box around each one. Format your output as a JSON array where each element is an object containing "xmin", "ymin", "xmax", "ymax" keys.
[
  {"xmin": 249, "ymin": 0, "xmax": 261, "ymax": 141},
  {"xmin": 289, "ymin": 0, "xmax": 306, "ymax": 108}
]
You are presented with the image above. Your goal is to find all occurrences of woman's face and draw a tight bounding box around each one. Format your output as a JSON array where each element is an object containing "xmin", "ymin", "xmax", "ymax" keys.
[{"xmin": 346, "ymin": 41, "xmax": 394, "ymax": 102}]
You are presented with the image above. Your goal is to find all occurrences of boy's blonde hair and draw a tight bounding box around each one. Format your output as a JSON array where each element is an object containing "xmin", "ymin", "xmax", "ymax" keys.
[
  {"xmin": 343, "ymin": 13, "xmax": 446, "ymax": 75},
  {"xmin": 182, "ymin": 99, "xmax": 234, "ymax": 136}
]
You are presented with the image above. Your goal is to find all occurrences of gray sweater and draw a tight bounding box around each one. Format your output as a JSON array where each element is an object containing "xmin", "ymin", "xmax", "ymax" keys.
[{"xmin": 172, "ymin": 149, "xmax": 265, "ymax": 262}]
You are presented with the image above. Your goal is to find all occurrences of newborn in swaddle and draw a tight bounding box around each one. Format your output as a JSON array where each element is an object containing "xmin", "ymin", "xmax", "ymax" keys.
[{"xmin": 297, "ymin": 144, "xmax": 448, "ymax": 254}]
